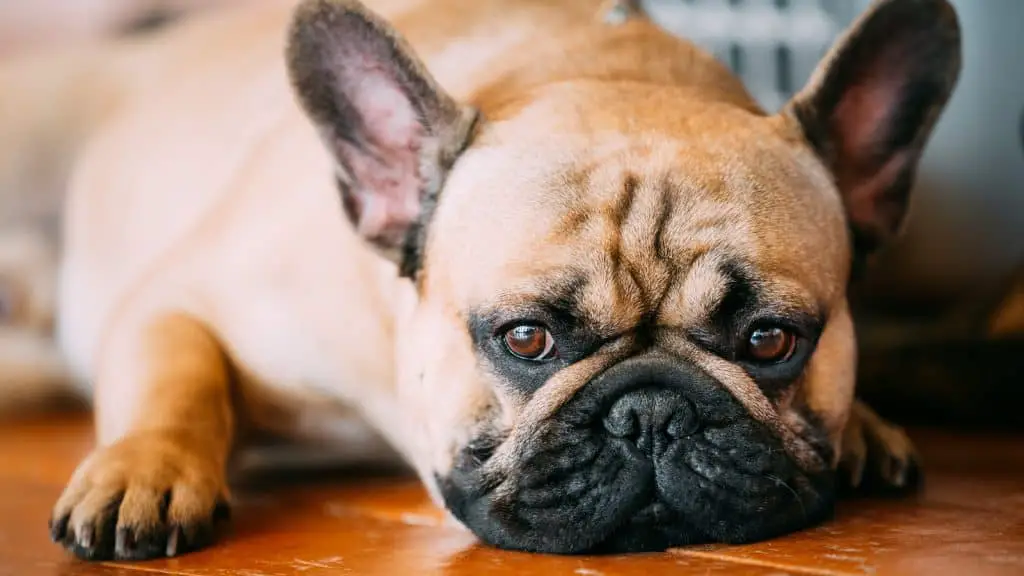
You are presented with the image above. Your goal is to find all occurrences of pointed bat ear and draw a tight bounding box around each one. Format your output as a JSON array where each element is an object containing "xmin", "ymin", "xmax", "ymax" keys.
[
  {"xmin": 286, "ymin": 0, "xmax": 479, "ymax": 274},
  {"xmin": 784, "ymin": 0, "xmax": 961, "ymax": 257}
]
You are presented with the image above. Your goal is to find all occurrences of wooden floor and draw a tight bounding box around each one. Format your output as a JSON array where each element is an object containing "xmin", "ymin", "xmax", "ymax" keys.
[{"xmin": 2, "ymin": 412, "xmax": 1023, "ymax": 576}]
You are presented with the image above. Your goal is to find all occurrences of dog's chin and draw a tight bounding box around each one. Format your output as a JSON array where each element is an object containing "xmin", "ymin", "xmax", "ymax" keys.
[{"xmin": 437, "ymin": 367, "xmax": 836, "ymax": 554}]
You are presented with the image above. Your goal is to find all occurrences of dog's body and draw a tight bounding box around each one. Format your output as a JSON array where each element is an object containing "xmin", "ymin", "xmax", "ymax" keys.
[
  {"xmin": 60, "ymin": 0, "xmax": 795, "ymax": 462},
  {"xmin": 59, "ymin": 0, "xmax": 695, "ymax": 476},
  {"xmin": 4, "ymin": 0, "xmax": 962, "ymax": 560}
]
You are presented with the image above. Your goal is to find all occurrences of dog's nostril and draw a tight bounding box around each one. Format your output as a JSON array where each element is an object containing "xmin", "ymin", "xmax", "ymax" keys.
[
  {"xmin": 603, "ymin": 401, "xmax": 640, "ymax": 439},
  {"xmin": 602, "ymin": 387, "xmax": 699, "ymax": 450},
  {"xmin": 666, "ymin": 410, "xmax": 700, "ymax": 439}
]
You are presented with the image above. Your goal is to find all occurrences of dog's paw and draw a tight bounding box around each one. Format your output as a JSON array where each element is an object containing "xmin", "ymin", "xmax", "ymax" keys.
[
  {"xmin": 49, "ymin": 431, "xmax": 230, "ymax": 561},
  {"xmin": 838, "ymin": 401, "xmax": 922, "ymax": 496}
]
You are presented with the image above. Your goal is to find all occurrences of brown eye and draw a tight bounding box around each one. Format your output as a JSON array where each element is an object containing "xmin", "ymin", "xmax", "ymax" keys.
[
  {"xmin": 503, "ymin": 325, "xmax": 557, "ymax": 361},
  {"xmin": 745, "ymin": 326, "xmax": 797, "ymax": 364}
]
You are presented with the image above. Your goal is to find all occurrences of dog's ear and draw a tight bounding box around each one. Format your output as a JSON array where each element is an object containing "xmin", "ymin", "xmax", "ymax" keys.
[
  {"xmin": 785, "ymin": 0, "xmax": 961, "ymax": 257},
  {"xmin": 286, "ymin": 0, "xmax": 479, "ymax": 275}
]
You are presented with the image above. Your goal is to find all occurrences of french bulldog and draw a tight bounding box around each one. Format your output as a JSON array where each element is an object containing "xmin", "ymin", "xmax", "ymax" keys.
[{"xmin": 32, "ymin": 0, "xmax": 960, "ymax": 560}]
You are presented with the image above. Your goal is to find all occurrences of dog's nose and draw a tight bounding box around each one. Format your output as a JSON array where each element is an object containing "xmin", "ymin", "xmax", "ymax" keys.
[{"xmin": 602, "ymin": 387, "xmax": 699, "ymax": 453}]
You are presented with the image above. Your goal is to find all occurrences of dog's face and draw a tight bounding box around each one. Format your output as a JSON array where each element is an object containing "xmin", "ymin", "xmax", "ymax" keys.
[
  {"xmin": 407, "ymin": 116, "xmax": 856, "ymax": 553},
  {"xmin": 287, "ymin": 0, "xmax": 960, "ymax": 554}
]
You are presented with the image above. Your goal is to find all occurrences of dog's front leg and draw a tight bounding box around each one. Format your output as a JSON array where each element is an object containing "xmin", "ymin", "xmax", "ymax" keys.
[
  {"xmin": 838, "ymin": 400, "xmax": 921, "ymax": 496},
  {"xmin": 50, "ymin": 311, "xmax": 233, "ymax": 561}
]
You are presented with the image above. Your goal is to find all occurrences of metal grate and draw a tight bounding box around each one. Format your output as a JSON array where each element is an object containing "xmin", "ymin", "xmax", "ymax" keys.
[{"xmin": 639, "ymin": 0, "xmax": 856, "ymax": 112}]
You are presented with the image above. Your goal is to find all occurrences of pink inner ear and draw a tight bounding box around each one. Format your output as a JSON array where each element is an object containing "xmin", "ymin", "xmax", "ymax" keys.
[
  {"xmin": 829, "ymin": 40, "xmax": 916, "ymax": 238},
  {"xmin": 832, "ymin": 75, "xmax": 899, "ymax": 165},
  {"xmin": 336, "ymin": 64, "xmax": 425, "ymax": 246},
  {"xmin": 834, "ymin": 76, "xmax": 915, "ymax": 238},
  {"xmin": 843, "ymin": 148, "xmax": 913, "ymax": 239},
  {"xmin": 830, "ymin": 33, "xmax": 915, "ymax": 164}
]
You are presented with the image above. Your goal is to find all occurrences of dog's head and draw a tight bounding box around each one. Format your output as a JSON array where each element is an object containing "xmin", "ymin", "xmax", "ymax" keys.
[{"xmin": 286, "ymin": 0, "xmax": 960, "ymax": 553}]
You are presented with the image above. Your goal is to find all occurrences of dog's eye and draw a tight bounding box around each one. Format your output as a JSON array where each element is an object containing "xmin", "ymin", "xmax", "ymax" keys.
[
  {"xmin": 744, "ymin": 325, "xmax": 796, "ymax": 364},
  {"xmin": 503, "ymin": 324, "xmax": 557, "ymax": 361}
]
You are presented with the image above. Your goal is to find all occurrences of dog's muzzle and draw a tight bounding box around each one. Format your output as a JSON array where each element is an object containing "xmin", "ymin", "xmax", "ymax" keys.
[
  {"xmin": 438, "ymin": 356, "xmax": 836, "ymax": 554},
  {"xmin": 602, "ymin": 386, "xmax": 700, "ymax": 454}
]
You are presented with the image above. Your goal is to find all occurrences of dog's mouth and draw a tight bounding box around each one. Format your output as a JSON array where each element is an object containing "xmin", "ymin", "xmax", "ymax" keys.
[
  {"xmin": 593, "ymin": 501, "xmax": 701, "ymax": 553},
  {"xmin": 437, "ymin": 360, "xmax": 836, "ymax": 554},
  {"xmin": 440, "ymin": 425, "xmax": 835, "ymax": 554}
]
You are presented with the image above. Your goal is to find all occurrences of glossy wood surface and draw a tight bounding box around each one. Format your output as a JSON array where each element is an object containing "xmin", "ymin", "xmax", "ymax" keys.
[{"xmin": 2, "ymin": 412, "xmax": 1022, "ymax": 575}]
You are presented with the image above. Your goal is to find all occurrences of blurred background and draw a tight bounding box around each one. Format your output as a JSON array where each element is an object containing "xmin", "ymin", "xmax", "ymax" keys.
[{"xmin": 0, "ymin": 0, "xmax": 1020, "ymax": 427}]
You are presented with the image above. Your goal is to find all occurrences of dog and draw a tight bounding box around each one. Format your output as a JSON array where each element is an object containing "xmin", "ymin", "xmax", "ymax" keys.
[{"xmin": 17, "ymin": 0, "xmax": 961, "ymax": 560}]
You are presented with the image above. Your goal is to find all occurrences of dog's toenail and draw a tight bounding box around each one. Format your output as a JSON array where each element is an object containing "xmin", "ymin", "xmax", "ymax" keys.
[
  {"xmin": 891, "ymin": 459, "xmax": 908, "ymax": 486},
  {"xmin": 115, "ymin": 527, "xmax": 136, "ymax": 555},
  {"xmin": 166, "ymin": 526, "xmax": 182, "ymax": 557},
  {"xmin": 79, "ymin": 525, "xmax": 94, "ymax": 548},
  {"xmin": 48, "ymin": 516, "xmax": 69, "ymax": 542}
]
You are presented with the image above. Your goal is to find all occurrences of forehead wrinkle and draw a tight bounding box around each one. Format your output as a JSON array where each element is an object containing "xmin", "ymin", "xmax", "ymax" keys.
[
  {"xmin": 666, "ymin": 252, "xmax": 730, "ymax": 327},
  {"xmin": 578, "ymin": 169, "xmax": 682, "ymax": 332},
  {"xmin": 606, "ymin": 172, "xmax": 661, "ymax": 326},
  {"xmin": 548, "ymin": 164, "xmax": 599, "ymax": 241},
  {"xmin": 571, "ymin": 166, "xmax": 764, "ymax": 334},
  {"xmin": 655, "ymin": 166, "xmax": 758, "ymax": 258},
  {"xmin": 600, "ymin": 171, "xmax": 640, "ymax": 317},
  {"xmin": 563, "ymin": 166, "xmax": 639, "ymax": 331},
  {"xmin": 654, "ymin": 191, "xmax": 756, "ymax": 327},
  {"xmin": 619, "ymin": 173, "xmax": 676, "ymax": 307}
]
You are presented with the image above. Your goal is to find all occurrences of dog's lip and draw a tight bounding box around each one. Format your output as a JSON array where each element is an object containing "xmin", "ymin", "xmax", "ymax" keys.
[
  {"xmin": 630, "ymin": 500, "xmax": 673, "ymax": 523},
  {"xmin": 587, "ymin": 497, "xmax": 700, "ymax": 554}
]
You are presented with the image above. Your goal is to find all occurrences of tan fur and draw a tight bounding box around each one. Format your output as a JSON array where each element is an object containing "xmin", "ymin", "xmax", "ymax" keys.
[
  {"xmin": 0, "ymin": 0, "xmax": 958, "ymax": 559},
  {"xmin": 52, "ymin": 315, "xmax": 233, "ymax": 557},
  {"xmin": 839, "ymin": 401, "xmax": 918, "ymax": 490}
]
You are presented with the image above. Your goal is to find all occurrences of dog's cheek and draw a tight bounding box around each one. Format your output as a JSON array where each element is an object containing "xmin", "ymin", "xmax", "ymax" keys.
[
  {"xmin": 393, "ymin": 292, "xmax": 500, "ymax": 485},
  {"xmin": 798, "ymin": 299, "xmax": 856, "ymax": 464}
]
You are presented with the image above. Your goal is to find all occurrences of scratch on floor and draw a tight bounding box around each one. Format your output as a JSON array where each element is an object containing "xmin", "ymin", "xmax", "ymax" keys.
[
  {"xmin": 670, "ymin": 549, "xmax": 869, "ymax": 576},
  {"xmin": 399, "ymin": 512, "xmax": 442, "ymax": 526},
  {"xmin": 290, "ymin": 556, "xmax": 346, "ymax": 570},
  {"xmin": 823, "ymin": 545, "xmax": 863, "ymax": 554},
  {"xmin": 822, "ymin": 553, "xmax": 869, "ymax": 563},
  {"xmin": 98, "ymin": 563, "xmax": 201, "ymax": 576}
]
